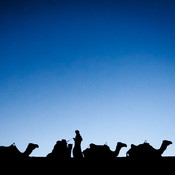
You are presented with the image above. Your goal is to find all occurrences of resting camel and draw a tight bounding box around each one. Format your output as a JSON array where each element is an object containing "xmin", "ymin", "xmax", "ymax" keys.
[
  {"xmin": 126, "ymin": 140, "xmax": 172, "ymax": 159},
  {"xmin": 46, "ymin": 139, "xmax": 72, "ymax": 160},
  {"xmin": 0, "ymin": 143, "xmax": 39, "ymax": 160},
  {"xmin": 83, "ymin": 142, "xmax": 127, "ymax": 159}
]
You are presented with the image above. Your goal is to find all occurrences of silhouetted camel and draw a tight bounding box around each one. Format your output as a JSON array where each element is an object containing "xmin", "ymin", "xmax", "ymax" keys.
[
  {"xmin": 126, "ymin": 140, "xmax": 172, "ymax": 159},
  {"xmin": 0, "ymin": 143, "xmax": 39, "ymax": 160},
  {"xmin": 73, "ymin": 130, "xmax": 83, "ymax": 159},
  {"xmin": 46, "ymin": 139, "xmax": 72, "ymax": 160},
  {"xmin": 83, "ymin": 142, "xmax": 127, "ymax": 159}
]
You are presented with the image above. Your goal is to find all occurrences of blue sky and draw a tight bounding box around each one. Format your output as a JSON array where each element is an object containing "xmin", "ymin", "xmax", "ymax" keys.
[{"xmin": 0, "ymin": 0, "xmax": 175, "ymax": 157}]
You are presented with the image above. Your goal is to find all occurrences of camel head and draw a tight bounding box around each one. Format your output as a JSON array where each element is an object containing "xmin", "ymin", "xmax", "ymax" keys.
[
  {"xmin": 162, "ymin": 140, "xmax": 172, "ymax": 147},
  {"xmin": 23, "ymin": 143, "xmax": 39, "ymax": 156},
  {"xmin": 114, "ymin": 142, "xmax": 127, "ymax": 157},
  {"xmin": 158, "ymin": 140, "xmax": 172, "ymax": 155},
  {"xmin": 68, "ymin": 144, "xmax": 73, "ymax": 149},
  {"xmin": 117, "ymin": 142, "xmax": 127, "ymax": 148}
]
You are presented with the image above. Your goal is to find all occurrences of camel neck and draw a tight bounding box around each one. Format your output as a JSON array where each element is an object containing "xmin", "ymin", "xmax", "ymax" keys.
[
  {"xmin": 114, "ymin": 145, "xmax": 122, "ymax": 157},
  {"xmin": 158, "ymin": 143, "xmax": 167, "ymax": 155}
]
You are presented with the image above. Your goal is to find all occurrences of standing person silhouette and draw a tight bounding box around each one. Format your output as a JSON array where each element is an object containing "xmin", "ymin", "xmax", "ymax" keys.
[{"xmin": 73, "ymin": 130, "xmax": 83, "ymax": 159}]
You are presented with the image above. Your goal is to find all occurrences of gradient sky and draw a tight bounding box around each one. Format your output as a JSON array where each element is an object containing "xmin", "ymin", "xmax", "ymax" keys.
[{"xmin": 0, "ymin": 0, "xmax": 175, "ymax": 157}]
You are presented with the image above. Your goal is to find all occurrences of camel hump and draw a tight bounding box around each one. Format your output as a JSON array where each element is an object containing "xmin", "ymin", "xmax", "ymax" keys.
[
  {"xmin": 90, "ymin": 143, "xmax": 110, "ymax": 150},
  {"xmin": 126, "ymin": 141, "xmax": 153, "ymax": 158}
]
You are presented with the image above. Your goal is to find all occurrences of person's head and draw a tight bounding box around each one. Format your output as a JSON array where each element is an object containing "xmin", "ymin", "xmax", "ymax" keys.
[{"xmin": 75, "ymin": 130, "xmax": 79, "ymax": 134}]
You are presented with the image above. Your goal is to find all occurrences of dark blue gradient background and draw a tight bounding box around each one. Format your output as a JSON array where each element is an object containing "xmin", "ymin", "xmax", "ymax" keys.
[{"xmin": 0, "ymin": 0, "xmax": 175, "ymax": 157}]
